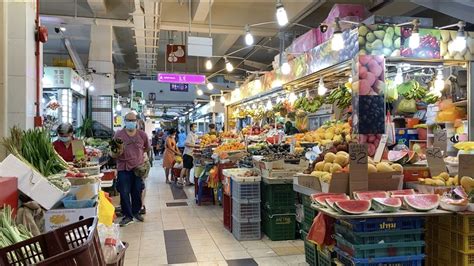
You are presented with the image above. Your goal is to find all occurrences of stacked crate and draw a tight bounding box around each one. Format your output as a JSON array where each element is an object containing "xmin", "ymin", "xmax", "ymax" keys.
[
  {"xmin": 334, "ymin": 217, "xmax": 425, "ymax": 266},
  {"xmin": 301, "ymin": 194, "xmax": 317, "ymax": 232},
  {"xmin": 425, "ymin": 214, "xmax": 474, "ymax": 266},
  {"xmin": 261, "ymin": 179, "xmax": 296, "ymax": 240},
  {"xmin": 231, "ymin": 175, "xmax": 261, "ymax": 240}
]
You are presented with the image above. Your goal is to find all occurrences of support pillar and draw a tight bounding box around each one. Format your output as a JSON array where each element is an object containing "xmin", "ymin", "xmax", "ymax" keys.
[{"xmin": 88, "ymin": 25, "xmax": 114, "ymax": 96}]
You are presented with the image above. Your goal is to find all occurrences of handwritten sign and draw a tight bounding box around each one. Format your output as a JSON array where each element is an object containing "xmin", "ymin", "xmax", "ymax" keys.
[
  {"xmin": 426, "ymin": 147, "xmax": 447, "ymax": 176},
  {"xmin": 433, "ymin": 129, "xmax": 447, "ymax": 154},
  {"xmin": 374, "ymin": 135, "xmax": 388, "ymax": 163},
  {"xmin": 459, "ymin": 154, "xmax": 474, "ymax": 178},
  {"xmin": 72, "ymin": 140, "xmax": 85, "ymax": 160},
  {"xmin": 349, "ymin": 143, "xmax": 368, "ymax": 194}
]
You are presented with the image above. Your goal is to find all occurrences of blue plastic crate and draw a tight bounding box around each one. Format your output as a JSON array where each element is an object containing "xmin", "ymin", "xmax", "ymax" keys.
[
  {"xmin": 335, "ymin": 247, "xmax": 425, "ymax": 266},
  {"xmin": 62, "ymin": 195, "xmax": 97, "ymax": 208},
  {"xmin": 335, "ymin": 235, "xmax": 424, "ymax": 258},
  {"xmin": 334, "ymin": 224, "xmax": 424, "ymax": 245},
  {"xmin": 337, "ymin": 217, "xmax": 424, "ymax": 232}
]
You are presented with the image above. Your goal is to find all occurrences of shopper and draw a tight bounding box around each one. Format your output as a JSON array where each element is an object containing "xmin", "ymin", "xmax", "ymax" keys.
[
  {"xmin": 208, "ymin": 123, "xmax": 218, "ymax": 136},
  {"xmin": 152, "ymin": 131, "xmax": 161, "ymax": 158},
  {"xmin": 180, "ymin": 123, "xmax": 198, "ymax": 186},
  {"xmin": 113, "ymin": 112, "xmax": 150, "ymax": 226},
  {"xmin": 53, "ymin": 123, "xmax": 81, "ymax": 162},
  {"xmin": 162, "ymin": 128, "xmax": 181, "ymax": 184},
  {"xmin": 177, "ymin": 129, "xmax": 186, "ymax": 154}
]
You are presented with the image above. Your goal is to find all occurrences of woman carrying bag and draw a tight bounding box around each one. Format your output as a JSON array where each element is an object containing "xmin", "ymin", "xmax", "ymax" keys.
[{"xmin": 162, "ymin": 128, "xmax": 181, "ymax": 184}]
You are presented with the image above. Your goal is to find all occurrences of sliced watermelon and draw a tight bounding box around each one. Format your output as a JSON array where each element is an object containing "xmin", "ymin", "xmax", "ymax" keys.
[
  {"xmin": 311, "ymin": 193, "xmax": 346, "ymax": 201},
  {"xmin": 325, "ymin": 198, "xmax": 350, "ymax": 211},
  {"xmin": 314, "ymin": 195, "xmax": 349, "ymax": 207},
  {"xmin": 334, "ymin": 200, "xmax": 371, "ymax": 215},
  {"xmin": 388, "ymin": 150, "xmax": 409, "ymax": 164},
  {"xmin": 372, "ymin": 197, "xmax": 402, "ymax": 213},
  {"xmin": 353, "ymin": 191, "xmax": 388, "ymax": 201},
  {"xmin": 404, "ymin": 194, "xmax": 440, "ymax": 212},
  {"xmin": 389, "ymin": 189, "xmax": 415, "ymax": 196}
]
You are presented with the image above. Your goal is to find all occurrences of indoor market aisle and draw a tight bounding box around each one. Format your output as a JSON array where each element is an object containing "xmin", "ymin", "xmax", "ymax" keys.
[{"xmin": 119, "ymin": 162, "xmax": 307, "ymax": 266}]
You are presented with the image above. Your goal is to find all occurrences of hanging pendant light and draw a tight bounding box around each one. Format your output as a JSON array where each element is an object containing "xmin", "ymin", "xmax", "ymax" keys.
[
  {"xmin": 224, "ymin": 57, "xmax": 234, "ymax": 72},
  {"xmin": 275, "ymin": 0, "xmax": 288, "ymax": 27},
  {"xmin": 205, "ymin": 59, "xmax": 213, "ymax": 70},
  {"xmin": 197, "ymin": 88, "xmax": 204, "ymax": 96},
  {"xmin": 434, "ymin": 67, "xmax": 445, "ymax": 91},
  {"xmin": 245, "ymin": 24, "xmax": 254, "ymax": 46},
  {"xmin": 331, "ymin": 18, "xmax": 344, "ymax": 51},
  {"xmin": 394, "ymin": 66, "xmax": 403, "ymax": 85},
  {"xmin": 409, "ymin": 19, "xmax": 420, "ymax": 49},
  {"xmin": 207, "ymin": 82, "xmax": 214, "ymax": 90},
  {"xmin": 317, "ymin": 77, "xmax": 327, "ymax": 96}
]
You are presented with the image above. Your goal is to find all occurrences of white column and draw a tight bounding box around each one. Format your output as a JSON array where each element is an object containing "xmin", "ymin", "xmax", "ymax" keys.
[
  {"xmin": 88, "ymin": 25, "xmax": 114, "ymax": 96},
  {"xmin": 0, "ymin": 1, "xmax": 7, "ymax": 159},
  {"xmin": 6, "ymin": 0, "xmax": 38, "ymax": 130}
]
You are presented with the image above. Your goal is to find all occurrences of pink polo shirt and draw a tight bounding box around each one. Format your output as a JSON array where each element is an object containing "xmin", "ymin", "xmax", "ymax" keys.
[{"xmin": 114, "ymin": 129, "xmax": 149, "ymax": 171}]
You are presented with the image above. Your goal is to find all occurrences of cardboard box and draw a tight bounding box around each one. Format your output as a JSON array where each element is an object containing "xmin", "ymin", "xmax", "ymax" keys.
[
  {"xmin": 0, "ymin": 155, "xmax": 67, "ymax": 210},
  {"xmin": 295, "ymin": 171, "xmax": 403, "ymax": 194},
  {"xmin": 44, "ymin": 204, "xmax": 97, "ymax": 232}
]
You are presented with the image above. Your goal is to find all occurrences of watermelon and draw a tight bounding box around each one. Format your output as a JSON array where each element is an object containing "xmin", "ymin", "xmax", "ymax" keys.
[
  {"xmin": 334, "ymin": 200, "xmax": 371, "ymax": 215},
  {"xmin": 404, "ymin": 194, "xmax": 440, "ymax": 212},
  {"xmin": 353, "ymin": 191, "xmax": 388, "ymax": 201},
  {"xmin": 388, "ymin": 150, "xmax": 409, "ymax": 164},
  {"xmin": 389, "ymin": 189, "xmax": 415, "ymax": 196},
  {"xmin": 371, "ymin": 197, "xmax": 402, "ymax": 212},
  {"xmin": 325, "ymin": 198, "xmax": 350, "ymax": 211},
  {"xmin": 315, "ymin": 195, "xmax": 349, "ymax": 207}
]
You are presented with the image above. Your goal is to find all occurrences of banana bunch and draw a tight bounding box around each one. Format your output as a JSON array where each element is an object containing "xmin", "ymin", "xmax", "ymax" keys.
[{"xmin": 326, "ymin": 85, "xmax": 352, "ymax": 110}]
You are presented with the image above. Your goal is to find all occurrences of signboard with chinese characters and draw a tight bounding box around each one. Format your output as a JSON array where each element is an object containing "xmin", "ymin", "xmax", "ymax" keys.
[
  {"xmin": 170, "ymin": 83, "xmax": 189, "ymax": 92},
  {"xmin": 157, "ymin": 73, "xmax": 206, "ymax": 85}
]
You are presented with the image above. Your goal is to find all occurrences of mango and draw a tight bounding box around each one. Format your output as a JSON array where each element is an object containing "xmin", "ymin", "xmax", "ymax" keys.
[
  {"xmin": 376, "ymin": 162, "xmax": 393, "ymax": 173},
  {"xmin": 359, "ymin": 25, "xmax": 369, "ymax": 37},
  {"xmin": 461, "ymin": 176, "xmax": 474, "ymax": 193},
  {"xmin": 368, "ymin": 164, "xmax": 377, "ymax": 174},
  {"xmin": 366, "ymin": 32, "xmax": 376, "ymax": 43},
  {"xmin": 374, "ymin": 30, "xmax": 385, "ymax": 40},
  {"xmin": 391, "ymin": 163, "xmax": 403, "ymax": 173}
]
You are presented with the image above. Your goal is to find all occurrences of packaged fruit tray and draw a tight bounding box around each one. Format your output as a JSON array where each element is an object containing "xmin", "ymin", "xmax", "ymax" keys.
[
  {"xmin": 337, "ymin": 217, "xmax": 424, "ymax": 232},
  {"xmin": 334, "ymin": 235, "xmax": 424, "ymax": 258},
  {"xmin": 334, "ymin": 224, "xmax": 424, "ymax": 245},
  {"xmin": 335, "ymin": 247, "xmax": 425, "ymax": 266}
]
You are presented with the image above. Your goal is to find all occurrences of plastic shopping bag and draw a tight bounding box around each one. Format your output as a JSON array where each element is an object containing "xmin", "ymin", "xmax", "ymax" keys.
[
  {"xmin": 307, "ymin": 213, "xmax": 335, "ymax": 247},
  {"xmin": 98, "ymin": 190, "xmax": 115, "ymax": 226}
]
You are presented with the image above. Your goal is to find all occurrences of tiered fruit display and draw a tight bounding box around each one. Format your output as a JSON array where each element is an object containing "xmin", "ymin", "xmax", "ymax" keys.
[
  {"xmin": 358, "ymin": 25, "xmax": 401, "ymax": 57},
  {"xmin": 440, "ymin": 30, "xmax": 474, "ymax": 60},
  {"xmin": 311, "ymin": 151, "xmax": 350, "ymax": 183},
  {"xmin": 200, "ymin": 134, "xmax": 219, "ymax": 147},
  {"xmin": 295, "ymin": 120, "xmax": 352, "ymax": 147},
  {"xmin": 214, "ymin": 142, "xmax": 245, "ymax": 153},
  {"xmin": 418, "ymin": 172, "xmax": 459, "ymax": 186},
  {"xmin": 220, "ymin": 131, "xmax": 239, "ymax": 139}
]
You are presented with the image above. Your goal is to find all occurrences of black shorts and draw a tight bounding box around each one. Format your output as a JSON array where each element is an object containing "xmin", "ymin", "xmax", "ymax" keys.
[{"xmin": 183, "ymin": 154, "xmax": 194, "ymax": 169}]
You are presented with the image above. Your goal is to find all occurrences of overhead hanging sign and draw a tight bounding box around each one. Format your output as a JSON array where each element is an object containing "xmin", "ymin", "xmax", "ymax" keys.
[
  {"xmin": 170, "ymin": 83, "xmax": 189, "ymax": 92},
  {"xmin": 157, "ymin": 73, "xmax": 206, "ymax": 85},
  {"xmin": 166, "ymin": 44, "xmax": 186, "ymax": 63}
]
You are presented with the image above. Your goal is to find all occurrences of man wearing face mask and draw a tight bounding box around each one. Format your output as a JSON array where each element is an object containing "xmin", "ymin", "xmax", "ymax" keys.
[
  {"xmin": 53, "ymin": 123, "xmax": 80, "ymax": 162},
  {"xmin": 113, "ymin": 112, "xmax": 150, "ymax": 227}
]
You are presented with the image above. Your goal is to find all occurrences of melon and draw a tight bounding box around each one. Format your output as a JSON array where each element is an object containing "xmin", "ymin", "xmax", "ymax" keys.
[
  {"xmin": 334, "ymin": 200, "xmax": 371, "ymax": 215},
  {"xmin": 314, "ymin": 194, "xmax": 349, "ymax": 207},
  {"xmin": 404, "ymin": 194, "xmax": 440, "ymax": 212},
  {"xmin": 353, "ymin": 191, "xmax": 388, "ymax": 201},
  {"xmin": 372, "ymin": 197, "xmax": 402, "ymax": 212}
]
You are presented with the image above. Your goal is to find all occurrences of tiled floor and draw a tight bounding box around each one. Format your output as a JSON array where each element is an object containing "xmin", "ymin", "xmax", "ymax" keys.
[{"xmin": 119, "ymin": 161, "xmax": 307, "ymax": 266}]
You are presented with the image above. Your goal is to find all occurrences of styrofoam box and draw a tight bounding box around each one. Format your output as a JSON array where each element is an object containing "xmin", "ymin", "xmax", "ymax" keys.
[
  {"xmin": 0, "ymin": 154, "xmax": 67, "ymax": 210},
  {"xmin": 44, "ymin": 205, "xmax": 97, "ymax": 232}
]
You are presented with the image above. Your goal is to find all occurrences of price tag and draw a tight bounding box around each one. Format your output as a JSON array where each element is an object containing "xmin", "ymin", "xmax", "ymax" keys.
[
  {"xmin": 349, "ymin": 143, "xmax": 368, "ymax": 194},
  {"xmin": 458, "ymin": 154, "xmax": 474, "ymax": 178},
  {"xmin": 433, "ymin": 129, "xmax": 447, "ymax": 154},
  {"xmin": 72, "ymin": 139, "xmax": 85, "ymax": 160},
  {"xmin": 426, "ymin": 147, "xmax": 447, "ymax": 177},
  {"xmin": 374, "ymin": 135, "xmax": 388, "ymax": 163}
]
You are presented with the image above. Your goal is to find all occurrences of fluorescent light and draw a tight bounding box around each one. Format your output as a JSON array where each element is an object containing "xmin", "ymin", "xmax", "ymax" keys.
[
  {"xmin": 116, "ymin": 103, "xmax": 122, "ymax": 111},
  {"xmin": 394, "ymin": 67, "xmax": 403, "ymax": 85},
  {"xmin": 409, "ymin": 32, "xmax": 420, "ymax": 49},
  {"xmin": 205, "ymin": 59, "xmax": 213, "ymax": 70},
  {"xmin": 197, "ymin": 88, "xmax": 204, "ymax": 96},
  {"xmin": 245, "ymin": 25, "xmax": 254, "ymax": 46},
  {"xmin": 317, "ymin": 77, "xmax": 327, "ymax": 96},
  {"xmin": 276, "ymin": 1, "xmax": 288, "ymax": 27},
  {"xmin": 281, "ymin": 56, "xmax": 291, "ymax": 75},
  {"xmin": 225, "ymin": 57, "xmax": 234, "ymax": 72},
  {"xmin": 220, "ymin": 96, "xmax": 226, "ymax": 104},
  {"xmin": 89, "ymin": 85, "xmax": 95, "ymax": 91},
  {"xmin": 207, "ymin": 82, "xmax": 214, "ymax": 90},
  {"xmin": 331, "ymin": 31, "xmax": 344, "ymax": 51},
  {"xmin": 59, "ymin": 26, "xmax": 66, "ymax": 32},
  {"xmin": 84, "ymin": 81, "xmax": 90, "ymax": 88}
]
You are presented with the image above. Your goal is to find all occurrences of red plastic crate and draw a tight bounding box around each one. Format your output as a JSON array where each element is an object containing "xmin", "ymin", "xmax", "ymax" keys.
[
  {"xmin": 223, "ymin": 193, "xmax": 232, "ymax": 232},
  {"xmin": 0, "ymin": 177, "xmax": 18, "ymax": 216}
]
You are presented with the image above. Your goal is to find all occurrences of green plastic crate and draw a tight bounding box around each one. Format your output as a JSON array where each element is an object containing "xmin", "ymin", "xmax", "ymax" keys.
[
  {"xmin": 302, "ymin": 205, "xmax": 317, "ymax": 231},
  {"xmin": 302, "ymin": 194, "xmax": 312, "ymax": 207},
  {"xmin": 261, "ymin": 182, "xmax": 295, "ymax": 214},
  {"xmin": 262, "ymin": 211, "xmax": 296, "ymax": 241},
  {"xmin": 317, "ymin": 246, "xmax": 334, "ymax": 266},
  {"xmin": 301, "ymin": 230, "xmax": 318, "ymax": 266}
]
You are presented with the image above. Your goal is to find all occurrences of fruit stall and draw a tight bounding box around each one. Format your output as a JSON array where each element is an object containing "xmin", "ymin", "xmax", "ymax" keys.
[{"xmin": 218, "ymin": 6, "xmax": 474, "ymax": 265}]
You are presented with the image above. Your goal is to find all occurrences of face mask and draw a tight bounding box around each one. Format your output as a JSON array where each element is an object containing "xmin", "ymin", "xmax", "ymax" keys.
[
  {"xmin": 125, "ymin": 121, "xmax": 137, "ymax": 129},
  {"xmin": 58, "ymin": 136, "xmax": 71, "ymax": 143}
]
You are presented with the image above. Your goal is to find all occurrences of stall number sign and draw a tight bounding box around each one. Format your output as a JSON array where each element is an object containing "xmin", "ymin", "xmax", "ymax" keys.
[
  {"xmin": 433, "ymin": 129, "xmax": 447, "ymax": 154},
  {"xmin": 349, "ymin": 143, "xmax": 368, "ymax": 193},
  {"xmin": 426, "ymin": 147, "xmax": 447, "ymax": 177}
]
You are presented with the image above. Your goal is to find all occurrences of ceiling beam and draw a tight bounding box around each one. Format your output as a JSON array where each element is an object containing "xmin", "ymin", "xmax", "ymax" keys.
[
  {"xmin": 40, "ymin": 14, "xmax": 132, "ymax": 27},
  {"xmin": 192, "ymin": 0, "xmax": 214, "ymax": 23},
  {"xmin": 86, "ymin": 0, "xmax": 108, "ymax": 17},
  {"xmin": 410, "ymin": 0, "xmax": 474, "ymax": 24},
  {"xmin": 160, "ymin": 21, "xmax": 276, "ymax": 36}
]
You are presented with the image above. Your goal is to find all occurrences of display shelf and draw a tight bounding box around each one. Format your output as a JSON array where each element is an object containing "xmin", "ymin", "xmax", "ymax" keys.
[
  {"xmin": 293, "ymin": 176, "xmax": 318, "ymax": 196},
  {"xmin": 312, "ymin": 204, "xmax": 452, "ymax": 219}
]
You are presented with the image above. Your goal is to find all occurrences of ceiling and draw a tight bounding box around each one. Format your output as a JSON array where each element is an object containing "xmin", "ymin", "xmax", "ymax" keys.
[{"xmin": 39, "ymin": 0, "xmax": 472, "ymax": 98}]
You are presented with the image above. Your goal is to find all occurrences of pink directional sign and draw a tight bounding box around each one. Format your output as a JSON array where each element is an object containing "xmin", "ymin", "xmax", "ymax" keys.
[{"xmin": 157, "ymin": 73, "xmax": 206, "ymax": 85}]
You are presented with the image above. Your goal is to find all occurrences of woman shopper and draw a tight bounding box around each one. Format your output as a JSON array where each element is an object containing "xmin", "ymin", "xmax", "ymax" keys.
[
  {"xmin": 53, "ymin": 123, "xmax": 83, "ymax": 162},
  {"xmin": 162, "ymin": 128, "xmax": 181, "ymax": 184}
]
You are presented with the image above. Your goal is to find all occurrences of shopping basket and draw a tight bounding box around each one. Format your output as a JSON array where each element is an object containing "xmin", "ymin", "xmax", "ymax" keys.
[{"xmin": 0, "ymin": 217, "xmax": 105, "ymax": 266}]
